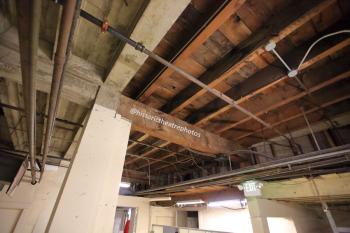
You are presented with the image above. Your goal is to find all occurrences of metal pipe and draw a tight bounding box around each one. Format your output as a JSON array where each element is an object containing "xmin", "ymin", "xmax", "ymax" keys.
[
  {"xmin": 126, "ymin": 153, "xmax": 191, "ymax": 168},
  {"xmin": 231, "ymin": 150, "xmax": 274, "ymax": 160},
  {"xmin": 128, "ymin": 139, "xmax": 200, "ymax": 158},
  {"xmin": 145, "ymin": 157, "xmax": 350, "ymax": 195},
  {"xmin": 16, "ymin": 0, "xmax": 42, "ymax": 184},
  {"xmin": 41, "ymin": 0, "xmax": 81, "ymax": 180},
  {"xmin": 77, "ymin": 9, "xmax": 294, "ymax": 148},
  {"xmin": 310, "ymin": 178, "xmax": 339, "ymax": 233},
  {"xmin": 136, "ymin": 144, "xmax": 350, "ymax": 194},
  {"xmin": 301, "ymin": 107, "xmax": 321, "ymax": 150}
]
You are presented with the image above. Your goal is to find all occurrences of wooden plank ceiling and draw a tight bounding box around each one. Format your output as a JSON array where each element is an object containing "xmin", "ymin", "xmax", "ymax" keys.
[{"xmin": 122, "ymin": 0, "xmax": 350, "ymax": 175}]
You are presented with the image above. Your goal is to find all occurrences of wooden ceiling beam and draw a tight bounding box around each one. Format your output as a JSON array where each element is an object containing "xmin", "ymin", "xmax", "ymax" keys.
[
  {"xmin": 138, "ymin": 0, "xmax": 246, "ymax": 101},
  {"xmin": 125, "ymin": 1, "xmax": 344, "ymax": 166},
  {"xmin": 188, "ymin": 36, "xmax": 350, "ymax": 126},
  {"xmin": 242, "ymin": 102, "xmax": 350, "ymax": 146},
  {"xmin": 135, "ymin": 31, "xmax": 350, "ymax": 169},
  {"xmin": 216, "ymin": 53, "xmax": 350, "ymax": 134},
  {"xmin": 125, "ymin": 141, "xmax": 171, "ymax": 165},
  {"xmin": 112, "ymin": 94, "xmax": 241, "ymax": 154},
  {"xmin": 127, "ymin": 134, "xmax": 150, "ymax": 150},
  {"xmin": 122, "ymin": 0, "xmax": 248, "ymax": 164},
  {"xmin": 159, "ymin": 0, "xmax": 335, "ymax": 115},
  {"xmin": 236, "ymin": 93, "xmax": 350, "ymax": 142},
  {"xmin": 124, "ymin": 57, "xmax": 350, "ymax": 169},
  {"xmin": 135, "ymin": 148, "xmax": 186, "ymax": 170}
]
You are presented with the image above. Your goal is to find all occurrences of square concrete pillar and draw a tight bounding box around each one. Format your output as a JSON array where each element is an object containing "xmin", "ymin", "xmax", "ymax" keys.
[
  {"xmin": 247, "ymin": 197, "xmax": 270, "ymax": 233},
  {"xmin": 46, "ymin": 104, "xmax": 131, "ymax": 233}
]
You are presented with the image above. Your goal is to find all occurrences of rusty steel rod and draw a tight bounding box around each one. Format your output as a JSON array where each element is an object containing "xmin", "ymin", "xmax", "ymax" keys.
[{"xmin": 41, "ymin": 0, "xmax": 81, "ymax": 180}]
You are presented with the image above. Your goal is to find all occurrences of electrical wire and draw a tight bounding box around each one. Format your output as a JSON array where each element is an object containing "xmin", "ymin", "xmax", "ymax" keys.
[{"xmin": 298, "ymin": 30, "xmax": 350, "ymax": 70}]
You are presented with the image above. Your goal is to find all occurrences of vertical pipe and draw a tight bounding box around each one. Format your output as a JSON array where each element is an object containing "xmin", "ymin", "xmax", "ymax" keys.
[
  {"xmin": 41, "ymin": 0, "xmax": 80, "ymax": 180},
  {"xmin": 301, "ymin": 107, "xmax": 321, "ymax": 150},
  {"xmin": 310, "ymin": 178, "xmax": 338, "ymax": 233},
  {"xmin": 16, "ymin": 0, "xmax": 42, "ymax": 184},
  {"xmin": 227, "ymin": 155, "xmax": 232, "ymax": 170}
]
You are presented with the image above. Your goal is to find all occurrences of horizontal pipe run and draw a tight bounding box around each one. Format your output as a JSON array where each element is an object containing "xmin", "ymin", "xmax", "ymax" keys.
[
  {"xmin": 136, "ymin": 144, "xmax": 350, "ymax": 194},
  {"xmin": 126, "ymin": 153, "xmax": 192, "ymax": 169},
  {"xmin": 141, "ymin": 156, "xmax": 350, "ymax": 195},
  {"xmin": 41, "ymin": 0, "xmax": 80, "ymax": 180}
]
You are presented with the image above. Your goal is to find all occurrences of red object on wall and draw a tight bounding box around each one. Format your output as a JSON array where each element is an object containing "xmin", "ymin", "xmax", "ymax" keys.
[{"xmin": 124, "ymin": 219, "xmax": 130, "ymax": 233}]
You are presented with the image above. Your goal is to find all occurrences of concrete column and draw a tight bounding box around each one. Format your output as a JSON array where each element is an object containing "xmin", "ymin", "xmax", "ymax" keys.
[
  {"xmin": 46, "ymin": 104, "xmax": 131, "ymax": 233},
  {"xmin": 247, "ymin": 197, "xmax": 331, "ymax": 233},
  {"xmin": 247, "ymin": 198, "xmax": 270, "ymax": 233}
]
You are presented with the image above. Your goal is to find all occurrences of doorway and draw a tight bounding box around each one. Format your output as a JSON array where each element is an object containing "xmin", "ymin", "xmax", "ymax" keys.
[{"xmin": 113, "ymin": 207, "xmax": 138, "ymax": 233}]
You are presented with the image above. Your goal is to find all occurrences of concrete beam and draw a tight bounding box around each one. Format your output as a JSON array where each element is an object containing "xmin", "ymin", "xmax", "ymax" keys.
[
  {"xmin": 105, "ymin": 0, "xmax": 190, "ymax": 91},
  {"xmin": 0, "ymin": 27, "xmax": 100, "ymax": 107},
  {"xmin": 261, "ymin": 172, "xmax": 350, "ymax": 202}
]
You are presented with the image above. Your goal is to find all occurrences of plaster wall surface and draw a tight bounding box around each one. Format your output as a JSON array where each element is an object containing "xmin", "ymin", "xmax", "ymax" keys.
[
  {"xmin": 0, "ymin": 167, "xmax": 67, "ymax": 233},
  {"xmin": 248, "ymin": 198, "xmax": 331, "ymax": 233},
  {"xmin": 198, "ymin": 207, "xmax": 253, "ymax": 233},
  {"xmin": 151, "ymin": 206, "xmax": 177, "ymax": 226}
]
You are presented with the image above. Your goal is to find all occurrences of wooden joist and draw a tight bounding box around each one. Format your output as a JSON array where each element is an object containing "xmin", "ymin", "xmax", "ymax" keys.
[
  {"xmin": 237, "ymin": 93, "xmax": 350, "ymax": 142},
  {"xmin": 124, "ymin": 0, "xmax": 342, "ymax": 167},
  {"xmin": 114, "ymin": 94, "xmax": 241, "ymax": 154},
  {"xmin": 215, "ymin": 53, "xmax": 350, "ymax": 134},
  {"xmin": 138, "ymin": 0, "xmax": 246, "ymax": 101},
  {"xmin": 125, "ymin": 141, "xmax": 171, "ymax": 166},
  {"xmin": 187, "ymin": 35, "xmax": 350, "ymax": 126},
  {"xmin": 131, "ymin": 50, "xmax": 350, "ymax": 169},
  {"xmin": 158, "ymin": 0, "xmax": 335, "ymax": 116}
]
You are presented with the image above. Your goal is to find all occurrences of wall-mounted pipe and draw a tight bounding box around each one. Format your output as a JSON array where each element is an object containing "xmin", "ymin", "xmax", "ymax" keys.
[
  {"xmin": 41, "ymin": 0, "xmax": 81, "ymax": 180},
  {"xmin": 16, "ymin": 0, "xmax": 42, "ymax": 184}
]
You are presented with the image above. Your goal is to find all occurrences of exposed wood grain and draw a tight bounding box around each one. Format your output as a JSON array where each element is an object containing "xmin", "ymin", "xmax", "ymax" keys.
[
  {"xmin": 236, "ymin": 93, "xmax": 350, "ymax": 141},
  {"xmin": 160, "ymin": 0, "xmax": 335, "ymax": 116},
  {"xmin": 188, "ymin": 36, "xmax": 350, "ymax": 126},
  {"xmin": 138, "ymin": 0, "xmax": 246, "ymax": 101},
  {"xmin": 115, "ymin": 94, "xmax": 241, "ymax": 155},
  {"xmin": 216, "ymin": 54, "xmax": 350, "ymax": 134}
]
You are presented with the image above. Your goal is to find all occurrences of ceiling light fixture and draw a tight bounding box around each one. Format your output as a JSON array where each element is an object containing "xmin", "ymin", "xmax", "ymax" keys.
[
  {"xmin": 176, "ymin": 199, "xmax": 205, "ymax": 206},
  {"xmin": 207, "ymin": 199, "xmax": 247, "ymax": 208},
  {"xmin": 120, "ymin": 182, "xmax": 131, "ymax": 188}
]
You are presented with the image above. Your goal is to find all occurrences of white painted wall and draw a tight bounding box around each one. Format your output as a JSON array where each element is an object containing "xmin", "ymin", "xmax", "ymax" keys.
[
  {"xmin": 248, "ymin": 198, "xmax": 331, "ymax": 233},
  {"xmin": 0, "ymin": 167, "xmax": 67, "ymax": 233},
  {"xmin": 151, "ymin": 206, "xmax": 177, "ymax": 226},
  {"xmin": 198, "ymin": 207, "xmax": 253, "ymax": 233}
]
